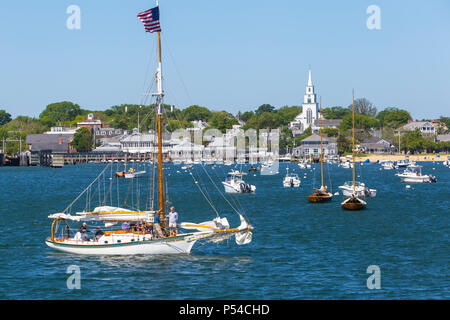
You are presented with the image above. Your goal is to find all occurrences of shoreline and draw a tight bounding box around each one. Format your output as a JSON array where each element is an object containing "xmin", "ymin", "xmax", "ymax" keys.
[{"xmin": 353, "ymin": 154, "xmax": 450, "ymax": 162}]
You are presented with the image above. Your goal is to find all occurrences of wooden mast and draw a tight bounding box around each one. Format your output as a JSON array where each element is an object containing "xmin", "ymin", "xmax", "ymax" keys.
[
  {"xmin": 156, "ymin": 1, "xmax": 164, "ymax": 222},
  {"xmin": 319, "ymin": 97, "xmax": 324, "ymax": 188},
  {"xmin": 352, "ymin": 90, "xmax": 356, "ymax": 195}
]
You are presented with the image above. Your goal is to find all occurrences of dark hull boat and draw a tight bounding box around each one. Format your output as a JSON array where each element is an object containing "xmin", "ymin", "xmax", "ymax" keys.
[
  {"xmin": 341, "ymin": 195, "xmax": 366, "ymax": 210},
  {"xmin": 307, "ymin": 190, "xmax": 333, "ymax": 203}
]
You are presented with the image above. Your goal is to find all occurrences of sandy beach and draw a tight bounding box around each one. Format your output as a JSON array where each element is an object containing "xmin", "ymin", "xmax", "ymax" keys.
[{"xmin": 353, "ymin": 154, "xmax": 450, "ymax": 162}]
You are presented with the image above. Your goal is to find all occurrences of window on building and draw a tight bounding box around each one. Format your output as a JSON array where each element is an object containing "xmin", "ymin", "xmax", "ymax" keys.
[{"xmin": 307, "ymin": 109, "xmax": 312, "ymax": 124}]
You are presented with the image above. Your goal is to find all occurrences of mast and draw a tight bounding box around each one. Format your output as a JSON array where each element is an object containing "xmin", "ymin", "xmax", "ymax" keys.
[
  {"xmin": 319, "ymin": 97, "xmax": 324, "ymax": 188},
  {"xmin": 155, "ymin": 0, "xmax": 164, "ymax": 221},
  {"xmin": 352, "ymin": 90, "xmax": 356, "ymax": 195}
]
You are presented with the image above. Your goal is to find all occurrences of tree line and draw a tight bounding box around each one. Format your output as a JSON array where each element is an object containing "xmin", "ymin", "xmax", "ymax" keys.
[{"xmin": 0, "ymin": 99, "xmax": 449, "ymax": 155}]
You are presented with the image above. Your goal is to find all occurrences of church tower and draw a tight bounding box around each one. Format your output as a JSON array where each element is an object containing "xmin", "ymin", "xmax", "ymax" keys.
[{"xmin": 290, "ymin": 70, "xmax": 320, "ymax": 133}]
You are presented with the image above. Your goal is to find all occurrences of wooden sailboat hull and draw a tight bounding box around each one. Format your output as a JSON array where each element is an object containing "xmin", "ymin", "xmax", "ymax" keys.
[
  {"xmin": 341, "ymin": 197, "xmax": 366, "ymax": 210},
  {"xmin": 307, "ymin": 193, "xmax": 333, "ymax": 203}
]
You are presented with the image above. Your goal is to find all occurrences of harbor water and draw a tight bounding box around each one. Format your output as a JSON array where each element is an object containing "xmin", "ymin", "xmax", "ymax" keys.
[{"xmin": 0, "ymin": 161, "xmax": 448, "ymax": 299}]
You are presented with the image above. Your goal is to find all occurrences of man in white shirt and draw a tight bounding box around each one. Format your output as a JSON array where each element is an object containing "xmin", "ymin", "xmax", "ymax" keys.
[{"xmin": 168, "ymin": 206, "xmax": 179, "ymax": 236}]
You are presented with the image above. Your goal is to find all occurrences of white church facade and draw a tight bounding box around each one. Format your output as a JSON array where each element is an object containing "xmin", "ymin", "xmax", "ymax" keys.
[{"xmin": 289, "ymin": 70, "xmax": 321, "ymax": 136}]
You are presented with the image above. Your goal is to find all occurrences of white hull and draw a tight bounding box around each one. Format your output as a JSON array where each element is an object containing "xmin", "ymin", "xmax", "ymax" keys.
[
  {"xmin": 397, "ymin": 174, "xmax": 430, "ymax": 183},
  {"xmin": 45, "ymin": 237, "xmax": 197, "ymax": 255},
  {"xmin": 339, "ymin": 185, "xmax": 376, "ymax": 198},
  {"xmin": 222, "ymin": 181, "xmax": 255, "ymax": 193},
  {"xmin": 283, "ymin": 178, "xmax": 300, "ymax": 187}
]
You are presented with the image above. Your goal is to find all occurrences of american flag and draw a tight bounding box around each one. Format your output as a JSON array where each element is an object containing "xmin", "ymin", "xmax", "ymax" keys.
[{"xmin": 137, "ymin": 7, "xmax": 161, "ymax": 33}]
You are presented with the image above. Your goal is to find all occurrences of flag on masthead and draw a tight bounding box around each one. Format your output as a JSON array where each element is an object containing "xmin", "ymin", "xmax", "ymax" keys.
[{"xmin": 137, "ymin": 7, "xmax": 161, "ymax": 33}]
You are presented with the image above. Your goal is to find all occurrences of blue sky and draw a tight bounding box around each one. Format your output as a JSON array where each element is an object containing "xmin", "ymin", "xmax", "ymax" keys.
[{"xmin": 1, "ymin": 0, "xmax": 449, "ymax": 119}]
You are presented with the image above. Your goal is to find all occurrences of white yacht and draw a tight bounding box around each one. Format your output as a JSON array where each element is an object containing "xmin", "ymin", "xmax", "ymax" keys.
[
  {"xmin": 222, "ymin": 171, "xmax": 256, "ymax": 193},
  {"xmin": 338, "ymin": 181, "xmax": 377, "ymax": 198},
  {"xmin": 283, "ymin": 168, "xmax": 300, "ymax": 187},
  {"xmin": 396, "ymin": 165, "xmax": 436, "ymax": 183}
]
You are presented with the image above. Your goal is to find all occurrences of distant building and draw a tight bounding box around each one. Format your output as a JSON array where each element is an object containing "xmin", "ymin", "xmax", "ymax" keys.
[
  {"xmin": 430, "ymin": 120, "xmax": 448, "ymax": 132},
  {"xmin": 26, "ymin": 133, "xmax": 75, "ymax": 153},
  {"xmin": 46, "ymin": 126, "xmax": 77, "ymax": 134},
  {"xmin": 187, "ymin": 120, "xmax": 209, "ymax": 132},
  {"xmin": 289, "ymin": 70, "xmax": 320, "ymax": 136},
  {"xmin": 435, "ymin": 134, "xmax": 450, "ymax": 142},
  {"xmin": 77, "ymin": 113, "xmax": 105, "ymax": 131},
  {"xmin": 396, "ymin": 120, "xmax": 436, "ymax": 135},
  {"xmin": 292, "ymin": 133, "xmax": 337, "ymax": 158},
  {"xmin": 312, "ymin": 118, "xmax": 342, "ymax": 132},
  {"xmin": 360, "ymin": 137, "xmax": 396, "ymax": 154}
]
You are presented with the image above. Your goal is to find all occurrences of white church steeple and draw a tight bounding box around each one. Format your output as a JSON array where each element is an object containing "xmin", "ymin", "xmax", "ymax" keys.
[{"xmin": 289, "ymin": 69, "xmax": 320, "ymax": 134}]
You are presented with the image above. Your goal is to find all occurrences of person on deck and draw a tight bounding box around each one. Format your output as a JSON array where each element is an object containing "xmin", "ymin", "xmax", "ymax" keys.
[
  {"xmin": 152, "ymin": 210, "xmax": 164, "ymax": 238},
  {"xmin": 94, "ymin": 227, "xmax": 104, "ymax": 241},
  {"xmin": 168, "ymin": 206, "xmax": 179, "ymax": 236},
  {"xmin": 78, "ymin": 223, "xmax": 91, "ymax": 241}
]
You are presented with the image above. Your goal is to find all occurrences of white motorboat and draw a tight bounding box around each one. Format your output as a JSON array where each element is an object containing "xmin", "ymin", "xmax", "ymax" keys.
[
  {"xmin": 283, "ymin": 168, "xmax": 300, "ymax": 187},
  {"xmin": 338, "ymin": 161, "xmax": 353, "ymax": 168},
  {"xmin": 396, "ymin": 165, "xmax": 436, "ymax": 183},
  {"xmin": 396, "ymin": 158, "xmax": 410, "ymax": 168},
  {"xmin": 222, "ymin": 171, "xmax": 256, "ymax": 193},
  {"xmin": 298, "ymin": 160, "xmax": 311, "ymax": 169},
  {"xmin": 381, "ymin": 161, "xmax": 397, "ymax": 170},
  {"xmin": 338, "ymin": 181, "xmax": 377, "ymax": 198}
]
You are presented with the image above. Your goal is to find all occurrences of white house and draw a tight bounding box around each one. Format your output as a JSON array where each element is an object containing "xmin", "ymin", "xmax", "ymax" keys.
[{"xmin": 396, "ymin": 120, "xmax": 436, "ymax": 135}]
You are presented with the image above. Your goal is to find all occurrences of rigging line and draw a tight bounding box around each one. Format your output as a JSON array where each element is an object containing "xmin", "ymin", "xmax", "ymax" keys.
[
  {"xmin": 64, "ymin": 163, "xmax": 111, "ymax": 213},
  {"xmin": 165, "ymin": 39, "xmax": 194, "ymax": 107},
  {"xmin": 191, "ymin": 164, "xmax": 216, "ymax": 214},
  {"xmin": 326, "ymin": 160, "xmax": 333, "ymax": 193},
  {"xmin": 187, "ymin": 170, "xmax": 221, "ymax": 217},
  {"xmin": 200, "ymin": 162, "xmax": 242, "ymax": 215},
  {"xmin": 140, "ymin": 42, "xmax": 157, "ymax": 106},
  {"xmin": 213, "ymin": 164, "xmax": 246, "ymax": 215}
]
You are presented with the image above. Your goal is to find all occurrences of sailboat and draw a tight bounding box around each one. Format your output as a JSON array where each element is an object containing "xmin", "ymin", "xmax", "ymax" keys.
[
  {"xmin": 45, "ymin": 2, "xmax": 253, "ymax": 255},
  {"xmin": 341, "ymin": 91, "xmax": 366, "ymax": 210},
  {"xmin": 307, "ymin": 98, "xmax": 332, "ymax": 202}
]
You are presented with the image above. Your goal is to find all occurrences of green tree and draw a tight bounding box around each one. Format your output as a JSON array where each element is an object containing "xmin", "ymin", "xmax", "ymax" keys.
[
  {"xmin": 239, "ymin": 111, "xmax": 254, "ymax": 122},
  {"xmin": 71, "ymin": 127, "xmax": 93, "ymax": 152},
  {"xmin": 39, "ymin": 101, "xmax": 82, "ymax": 127},
  {"xmin": 165, "ymin": 119, "xmax": 193, "ymax": 132},
  {"xmin": 322, "ymin": 127, "xmax": 339, "ymax": 137},
  {"xmin": 181, "ymin": 105, "xmax": 212, "ymax": 122},
  {"xmin": 3, "ymin": 116, "xmax": 48, "ymax": 134},
  {"xmin": 208, "ymin": 111, "xmax": 238, "ymax": 133},
  {"xmin": 321, "ymin": 106, "xmax": 350, "ymax": 119},
  {"xmin": 276, "ymin": 105, "xmax": 302, "ymax": 126},
  {"xmin": 339, "ymin": 113, "xmax": 380, "ymax": 131},
  {"xmin": 347, "ymin": 98, "xmax": 377, "ymax": 117},
  {"xmin": 377, "ymin": 107, "xmax": 412, "ymax": 128},
  {"xmin": 0, "ymin": 110, "xmax": 12, "ymax": 125},
  {"xmin": 255, "ymin": 104, "xmax": 275, "ymax": 115}
]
